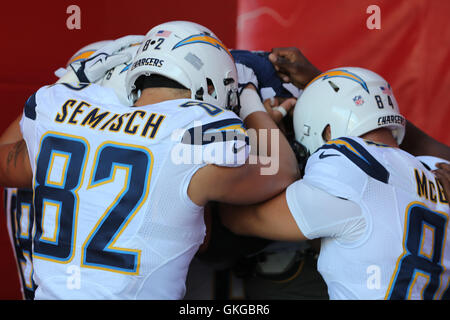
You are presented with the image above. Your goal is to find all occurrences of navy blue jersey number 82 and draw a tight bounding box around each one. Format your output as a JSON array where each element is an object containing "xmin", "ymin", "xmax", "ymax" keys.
[{"xmin": 33, "ymin": 132, "xmax": 152, "ymax": 274}]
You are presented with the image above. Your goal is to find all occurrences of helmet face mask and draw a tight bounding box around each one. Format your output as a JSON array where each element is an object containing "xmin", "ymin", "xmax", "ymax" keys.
[
  {"xmin": 55, "ymin": 40, "xmax": 115, "ymax": 79},
  {"xmin": 125, "ymin": 21, "xmax": 238, "ymax": 109},
  {"xmin": 66, "ymin": 40, "xmax": 114, "ymax": 67},
  {"xmin": 293, "ymin": 67, "xmax": 406, "ymax": 154}
]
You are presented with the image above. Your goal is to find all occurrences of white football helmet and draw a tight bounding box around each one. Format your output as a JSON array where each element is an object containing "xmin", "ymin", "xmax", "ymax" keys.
[
  {"xmin": 125, "ymin": 21, "xmax": 238, "ymax": 109},
  {"xmin": 293, "ymin": 67, "xmax": 406, "ymax": 154},
  {"xmin": 54, "ymin": 40, "xmax": 114, "ymax": 78},
  {"xmin": 100, "ymin": 41, "xmax": 142, "ymax": 105},
  {"xmin": 66, "ymin": 40, "xmax": 114, "ymax": 66}
]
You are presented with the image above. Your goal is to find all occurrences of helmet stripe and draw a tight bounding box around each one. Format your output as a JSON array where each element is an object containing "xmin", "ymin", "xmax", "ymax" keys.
[
  {"xmin": 172, "ymin": 34, "xmax": 232, "ymax": 57},
  {"xmin": 307, "ymin": 69, "xmax": 370, "ymax": 93},
  {"xmin": 67, "ymin": 50, "xmax": 97, "ymax": 65}
]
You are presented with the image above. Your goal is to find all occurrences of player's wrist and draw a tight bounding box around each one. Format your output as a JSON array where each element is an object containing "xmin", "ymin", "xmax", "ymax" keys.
[
  {"xmin": 238, "ymin": 87, "xmax": 267, "ymax": 121},
  {"xmin": 273, "ymin": 106, "xmax": 287, "ymax": 118}
]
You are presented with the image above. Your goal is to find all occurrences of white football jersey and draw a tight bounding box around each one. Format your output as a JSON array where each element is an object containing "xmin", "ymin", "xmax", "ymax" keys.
[
  {"xmin": 286, "ymin": 136, "xmax": 449, "ymax": 299},
  {"xmin": 3, "ymin": 187, "xmax": 36, "ymax": 299},
  {"xmin": 20, "ymin": 83, "xmax": 248, "ymax": 299}
]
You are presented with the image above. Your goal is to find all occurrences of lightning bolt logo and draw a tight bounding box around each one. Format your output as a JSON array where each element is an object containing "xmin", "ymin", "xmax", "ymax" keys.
[
  {"xmin": 307, "ymin": 69, "xmax": 370, "ymax": 93},
  {"xmin": 324, "ymin": 139, "xmax": 368, "ymax": 163},
  {"xmin": 67, "ymin": 50, "xmax": 97, "ymax": 65},
  {"xmin": 172, "ymin": 34, "xmax": 232, "ymax": 57}
]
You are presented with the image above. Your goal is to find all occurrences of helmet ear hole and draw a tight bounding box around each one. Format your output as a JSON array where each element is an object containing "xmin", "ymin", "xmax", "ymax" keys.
[
  {"xmin": 322, "ymin": 124, "xmax": 331, "ymax": 142},
  {"xmin": 206, "ymin": 78, "xmax": 217, "ymax": 99}
]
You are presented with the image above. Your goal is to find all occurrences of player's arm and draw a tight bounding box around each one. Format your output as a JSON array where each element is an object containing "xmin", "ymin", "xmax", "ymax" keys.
[
  {"xmin": 219, "ymin": 190, "xmax": 305, "ymax": 241},
  {"xmin": 0, "ymin": 140, "xmax": 32, "ymax": 188},
  {"xmin": 433, "ymin": 162, "xmax": 450, "ymax": 206},
  {"xmin": 401, "ymin": 121, "xmax": 450, "ymax": 161},
  {"xmin": 189, "ymin": 109, "xmax": 300, "ymax": 206},
  {"xmin": 188, "ymin": 84, "xmax": 300, "ymax": 206},
  {"xmin": 268, "ymin": 47, "xmax": 322, "ymax": 89},
  {"xmin": 263, "ymin": 97, "xmax": 297, "ymax": 125},
  {"xmin": 220, "ymin": 180, "xmax": 365, "ymax": 242},
  {"xmin": 0, "ymin": 114, "xmax": 30, "ymax": 188}
]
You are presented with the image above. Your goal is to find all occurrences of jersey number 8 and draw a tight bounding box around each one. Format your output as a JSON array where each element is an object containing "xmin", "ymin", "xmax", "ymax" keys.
[{"xmin": 387, "ymin": 203, "xmax": 450, "ymax": 299}]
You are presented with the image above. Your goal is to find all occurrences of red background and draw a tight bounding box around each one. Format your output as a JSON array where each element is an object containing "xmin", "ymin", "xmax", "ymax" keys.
[
  {"xmin": 0, "ymin": 0, "xmax": 448, "ymax": 299},
  {"xmin": 237, "ymin": 0, "xmax": 450, "ymax": 145}
]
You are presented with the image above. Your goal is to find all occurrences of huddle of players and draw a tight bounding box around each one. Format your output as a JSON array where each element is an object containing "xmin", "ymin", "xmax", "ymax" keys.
[{"xmin": 2, "ymin": 20, "xmax": 450, "ymax": 300}]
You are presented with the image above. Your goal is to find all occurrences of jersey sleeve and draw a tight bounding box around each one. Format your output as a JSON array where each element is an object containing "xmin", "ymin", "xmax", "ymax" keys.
[
  {"xmin": 285, "ymin": 179, "xmax": 366, "ymax": 244},
  {"xmin": 287, "ymin": 137, "xmax": 395, "ymax": 243},
  {"xmin": 416, "ymin": 155, "xmax": 449, "ymax": 171},
  {"xmin": 303, "ymin": 137, "xmax": 390, "ymax": 199},
  {"xmin": 303, "ymin": 145, "xmax": 367, "ymax": 200},
  {"xmin": 19, "ymin": 85, "xmax": 53, "ymax": 173},
  {"xmin": 179, "ymin": 106, "xmax": 250, "ymax": 167}
]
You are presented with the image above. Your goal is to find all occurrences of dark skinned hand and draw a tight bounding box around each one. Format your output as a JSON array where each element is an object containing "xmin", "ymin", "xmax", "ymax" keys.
[
  {"xmin": 268, "ymin": 47, "xmax": 322, "ymax": 89},
  {"xmin": 433, "ymin": 162, "xmax": 450, "ymax": 207}
]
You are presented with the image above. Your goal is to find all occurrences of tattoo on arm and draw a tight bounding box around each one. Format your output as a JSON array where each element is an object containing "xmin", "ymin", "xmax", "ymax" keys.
[{"xmin": 6, "ymin": 140, "xmax": 27, "ymax": 169}]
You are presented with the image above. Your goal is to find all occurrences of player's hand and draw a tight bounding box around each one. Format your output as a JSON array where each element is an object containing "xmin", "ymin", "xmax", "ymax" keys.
[
  {"xmin": 70, "ymin": 35, "xmax": 143, "ymax": 83},
  {"xmin": 232, "ymin": 50, "xmax": 301, "ymax": 101},
  {"xmin": 279, "ymin": 97, "xmax": 296, "ymax": 113},
  {"xmin": 433, "ymin": 162, "xmax": 450, "ymax": 206},
  {"xmin": 264, "ymin": 97, "xmax": 297, "ymax": 124},
  {"xmin": 268, "ymin": 47, "xmax": 322, "ymax": 89}
]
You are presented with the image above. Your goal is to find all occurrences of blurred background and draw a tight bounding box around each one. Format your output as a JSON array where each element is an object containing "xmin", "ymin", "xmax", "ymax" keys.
[{"xmin": 0, "ymin": 0, "xmax": 448, "ymax": 298}]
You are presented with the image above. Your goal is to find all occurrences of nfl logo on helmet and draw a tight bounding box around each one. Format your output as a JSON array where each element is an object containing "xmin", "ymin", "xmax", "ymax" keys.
[{"xmin": 353, "ymin": 95, "xmax": 364, "ymax": 105}]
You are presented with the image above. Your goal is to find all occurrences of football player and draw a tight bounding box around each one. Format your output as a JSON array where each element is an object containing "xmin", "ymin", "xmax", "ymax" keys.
[
  {"xmin": 268, "ymin": 46, "xmax": 450, "ymax": 161},
  {"xmin": 188, "ymin": 49, "xmax": 328, "ymax": 300},
  {"xmin": 231, "ymin": 49, "xmax": 299, "ymax": 126},
  {"xmin": 185, "ymin": 49, "xmax": 309, "ymax": 300},
  {"xmin": 1, "ymin": 37, "xmax": 142, "ymax": 300},
  {"xmin": 221, "ymin": 66, "xmax": 450, "ymax": 299},
  {"xmin": 0, "ymin": 21, "xmax": 298, "ymax": 299}
]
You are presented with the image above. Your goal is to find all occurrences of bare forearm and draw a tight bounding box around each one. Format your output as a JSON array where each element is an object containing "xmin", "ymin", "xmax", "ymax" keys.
[
  {"xmin": 0, "ymin": 140, "xmax": 32, "ymax": 188},
  {"xmin": 245, "ymin": 111, "xmax": 300, "ymax": 181},
  {"xmin": 433, "ymin": 163, "xmax": 450, "ymax": 206},
  {"xmin": 220, "ymin": 190, "xmax": 305, "ymax": 241},
  {"xmin": 219, "ymin": 202, "xmax": 259, "ymax": 236},
  {"xmin": 401, "ymin": 121, "xmax": 450, "ymax": 160}
]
